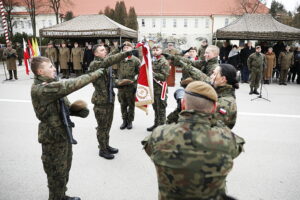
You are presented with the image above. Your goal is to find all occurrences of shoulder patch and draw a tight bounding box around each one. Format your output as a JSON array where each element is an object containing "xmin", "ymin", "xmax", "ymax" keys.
[{"xmin": 219, "ymin": 108, "xmax": 227, "ymax": 115}]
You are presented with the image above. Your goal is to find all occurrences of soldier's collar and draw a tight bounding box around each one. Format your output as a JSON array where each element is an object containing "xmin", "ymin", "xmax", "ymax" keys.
[
  {"xmin": 95, "ymin": 56, "xmax": 104, "ymax": 61},
  {"xmin": 179, "ymin": 110, "xmax": 212, "ymax": 123},
  {"xmin": 35, "ymin": 75, "xmax": 56, "ymax": 83}
]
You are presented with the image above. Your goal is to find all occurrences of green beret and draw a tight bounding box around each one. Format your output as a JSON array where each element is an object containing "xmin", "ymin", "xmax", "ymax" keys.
[{"xmin": 185, "ymin": 81, "xmax": 217, "ymax": 102}]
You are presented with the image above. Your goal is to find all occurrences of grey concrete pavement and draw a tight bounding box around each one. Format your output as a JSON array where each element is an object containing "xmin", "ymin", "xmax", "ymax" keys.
[{"xmin": 0, "ymin": 69, "xmax": 300, "ymax": 200}]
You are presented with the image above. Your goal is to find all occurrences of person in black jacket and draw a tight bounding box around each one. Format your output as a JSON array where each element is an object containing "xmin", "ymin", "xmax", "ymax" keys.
[
  {"xmin": 240, "ymin": 41, "xmax": 255, "ymax": 83},
  {"xmin": 228, "ymin": 45, "xmax": 240, "ymax": 70},
  {"xmin": 83, "ymin": 43, "xmax": 94, "ymax": 73},
  {"xmin": 220, "ymin": 41, "xmax": 232, "ymax": 64}
]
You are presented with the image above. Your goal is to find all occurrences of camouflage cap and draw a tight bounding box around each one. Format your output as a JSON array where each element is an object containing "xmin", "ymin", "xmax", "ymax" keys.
[
  {"xmin": 123, "ymin": 41, "xmax": 133, "ymax": 48},
  {"xmin": 152, "ymin": 44, "xmax": 162, "ymax": 50},
  {"xmin": 185, "ymin": 81, "xmax": 217, "ymax": 102}
]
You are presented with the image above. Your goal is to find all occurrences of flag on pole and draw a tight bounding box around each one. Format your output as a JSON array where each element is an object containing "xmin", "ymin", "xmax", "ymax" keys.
[
  {"xmin": 135, "ymin": 42, "xmax": 154, "ymax": 114},
  {"xmin": 23, "ymin": 38, "xmax": 30, "ymax": 75},
  {"xmin": 27, "ymin": 39, "xmax": 35, "ymax": 57},
  {"xmin": 34, "ymin": 38, "xmax": 41, "ymax": 56}
]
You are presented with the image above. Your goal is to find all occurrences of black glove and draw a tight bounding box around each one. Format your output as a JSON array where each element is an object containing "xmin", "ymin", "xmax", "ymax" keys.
[
  {"xmin": 162, "ymin": 53, "xmax": 174, "ymax": 61},
  {"xmin": 128, "ymin": 49, "xmax": 139, "ymax": 57},
  {"xmin": 182, "ymin": 47, "xmax": 192, "ymax": 55},
  {"xmin": 118, "ymin": 44, "xmax": 125, "ymax": 51}
]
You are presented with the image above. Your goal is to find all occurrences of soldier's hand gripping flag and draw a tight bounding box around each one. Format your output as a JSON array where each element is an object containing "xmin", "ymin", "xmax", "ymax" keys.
[{"xmin": 135, "ymin": 42, "xmax": 154, "ymax": 114}]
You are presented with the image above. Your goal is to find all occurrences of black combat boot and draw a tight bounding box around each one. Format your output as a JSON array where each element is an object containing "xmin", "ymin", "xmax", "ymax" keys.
[
  {"xmin": 127, "ymin": 121, "xmax": 132, "ymax": 129},
  {"xmin": 99, "ymin": 150, "xmax": 114, "ymax": 159},
  {"xmin": 107, "ymin": 146, "xmax": 119, "ymax": 154},
  {"xmin": 13, "ymin": 70, "xmax": 18, "ymax": 80},
  {"xmin": 120, "ymin": 120, "xmax": 127, "ymax": 130},
  {"xmin": 253, "ymin": 89, "xmax": 259, "ymax": 95},
  {"xmin": 249, "ymin": 88, "xmax": 253, "ymax": 95},
  {"xmin": 62, "ymin": 196, "xmax": 81, "ymax": 200},
  {"xmin": 147, "ymin": 124, "xmax": 157, "ymax": 132},
  {"xmin": 8, "ymin": 70, "xmax": 13, "ymax": 80}
]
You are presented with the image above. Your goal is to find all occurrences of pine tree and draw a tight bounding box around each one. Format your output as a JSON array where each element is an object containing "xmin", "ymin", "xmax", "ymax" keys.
[
  {"xmin": 104, "ymin": 6, "xmax": 115, "ymax": 20},
  {"xmin": 114, "ymin": 1, "xmax": 127, "ymax": 25},
  {"xmin": 64, "ymin": 11, "xmax": 74, "ymax": 21},
  {"xmin": 126, "ymin": 7, "xmax": 138, "ymax": 30}
]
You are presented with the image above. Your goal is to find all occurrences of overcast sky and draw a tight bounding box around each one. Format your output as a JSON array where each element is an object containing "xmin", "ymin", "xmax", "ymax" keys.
[{"xmin": 266, "ymin": 0, "xmax": 299, "ymax": 12}]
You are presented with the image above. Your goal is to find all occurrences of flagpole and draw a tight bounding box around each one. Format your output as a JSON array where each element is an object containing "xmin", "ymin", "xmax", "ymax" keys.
[{"xmin": 0, "ymin": 0, "xmax": 10, "ymax": 81}]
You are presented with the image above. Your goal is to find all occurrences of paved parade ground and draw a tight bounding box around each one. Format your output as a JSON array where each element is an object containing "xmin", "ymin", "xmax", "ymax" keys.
[{"xmin": 1, "ymin": 66, "xmax": 300, "ymax": 200}]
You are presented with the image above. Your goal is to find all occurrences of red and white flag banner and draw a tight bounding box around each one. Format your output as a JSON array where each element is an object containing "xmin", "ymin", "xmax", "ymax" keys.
[
  {"xmin": 23, "ymin": 38, "xmax": 30, "ymax": 75},
  {"xmin": 135, "ymin": 42, "xmax": 154, "ymax": 114}
]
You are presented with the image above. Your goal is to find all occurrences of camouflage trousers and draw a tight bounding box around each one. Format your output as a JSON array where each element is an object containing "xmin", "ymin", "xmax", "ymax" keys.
[
  {"xmin": 118, "ymin": 86, "xmax": 136, "ymax": 122},
  {"xmin": 94, "ymin": 104, "xmax": 114, "ymax": 150},
  {"xmin": 153, "ymin": 93, "xmax": 168, "ymax": 126},
  {"xmin": 41, "ymin": 141, "xmax": 72, "ymax": 200},
  {"xmin": 250, "ymin": 69, "xmax": 262, "ymax": 89}
]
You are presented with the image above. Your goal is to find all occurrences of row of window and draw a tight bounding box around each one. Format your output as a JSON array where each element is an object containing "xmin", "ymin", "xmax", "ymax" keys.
[
  {"xmin": 141, "ymin": 18, "xmax": 230, "ymax": 28},
  {"xmin": 13, "ymin": 19, "xmax": 53, "ymax": 29}
]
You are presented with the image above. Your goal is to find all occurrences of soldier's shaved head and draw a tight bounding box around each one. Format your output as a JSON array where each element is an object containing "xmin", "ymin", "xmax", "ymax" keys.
[
  {"xmin": 204, "ymin": 45, "xmax": 219, "ymax": 61},
  {"xmin": 31, "ymin": 56, "xmax": 51, "ymax": 75}
]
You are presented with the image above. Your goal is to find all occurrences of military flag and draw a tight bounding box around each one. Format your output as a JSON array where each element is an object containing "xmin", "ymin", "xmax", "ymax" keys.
[
  {"xmin": 135, "ymin": 42, "xmax": 154, "ymax": 114},
  {"xmin": 23, "ymin": 38, "xmax": 30, "ymax": 75},
  {"xmin": 32, "ymin": 38, "xmax": 41, "ymax": 56}
]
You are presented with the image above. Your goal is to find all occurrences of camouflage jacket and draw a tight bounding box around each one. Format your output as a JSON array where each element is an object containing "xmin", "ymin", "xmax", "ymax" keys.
[
  {"xmin": 278, "ymin": 51, "xmax": 294, "ymax": 70},
  {"xmin": 153, "ymin": 55, "xmax": 170, "ymax": 95},
  {"xmin": 31, "ymin": 70, "xmax": 103, "ymax": 144},
  {"xmin": 89, "ymin": 51, "xmax": 131, "ymax": 105},
  {"xmin": 115, "ymin": 55, "xmax": 140, "ymax": 86},
  {"xmin": 213, "ymin": 85, "xmax": 237, "ymax": 129},
  {"xmin": 176, "ymin": 56, "xmax": 218, "ymax": 76},
  {"xmin": 247, "ymin": 52, "xmax": 266, "ymax": 72},
  {"xmin": 143, "ymin": 110, "xmax": 245, "ymax": 200},
  {"xmin": 181, "ymin": 62, "xmax": 210, "ymax": 83}
]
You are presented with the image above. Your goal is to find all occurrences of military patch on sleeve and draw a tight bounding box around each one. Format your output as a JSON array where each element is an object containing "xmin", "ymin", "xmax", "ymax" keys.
[
  {"xmin": 42, "ymin": 82, "xmax": 48, "ymax": 85},
  {"xmin": 219, "ymin": 108, "xmax": 227, "ymax": 115}
]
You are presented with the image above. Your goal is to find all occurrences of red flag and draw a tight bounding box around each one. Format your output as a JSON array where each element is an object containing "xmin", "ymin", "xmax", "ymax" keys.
[
  {"xmin": 23, "ymin": 39, "xmax": 30, "ymax": 75},
  {"xmin": 135, "ymin": 42, "xmax": 154, "ymax": 114},
  {"xmin": 27, "ymin": 39, "xmax": 35, "ymax": 57}
]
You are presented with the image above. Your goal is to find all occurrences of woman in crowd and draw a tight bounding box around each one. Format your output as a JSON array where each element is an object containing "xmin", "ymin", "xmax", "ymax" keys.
[{"xmin": 264, "ymin": 47, "xmax": 276, "ymax": 84}]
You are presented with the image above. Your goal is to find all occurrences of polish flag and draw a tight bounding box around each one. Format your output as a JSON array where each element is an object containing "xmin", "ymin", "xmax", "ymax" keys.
[
  {"xmin": 23, "ymin": 38, "xmax": 30, "ymax": 75},
  {"xmin": 135, "ymin": 42, "xmax": 154, "ymax": 114}
]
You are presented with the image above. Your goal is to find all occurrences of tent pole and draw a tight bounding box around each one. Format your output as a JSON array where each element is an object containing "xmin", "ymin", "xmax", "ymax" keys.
[
  {"xmin": 119, "ymin": 36, "xmax": 122, "ymax": 45},
  {"xmin": 215, "ymin": 38, "xmax": 218, "ymax": 45},
  {"xmin": 39, "ymin": 37, "xmax": 42, "ymax": 54}
]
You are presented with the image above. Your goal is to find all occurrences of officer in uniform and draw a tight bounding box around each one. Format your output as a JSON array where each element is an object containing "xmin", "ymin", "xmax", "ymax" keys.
[
  {"xmin": 247, "ymin": 46, "xmax": 266, "ymax": 94},
  {"xmin": 89, "ymin": 44, "xmax": 136, "ymax": 159},
  {"xmin": 142, "ymin": 81, "xmax": 245, "ymax": 200},
  {"xmin": 45, "ymin": 41, "xmax": 58, "ymax": 74},
  {"xmin": 115, "ymin": 42, "xmax": 141, "ymax": 130},
  {"xmin": 3, "ymin": 42, "xmax": 18, "ymax": 80},
  {"xmin": 59, "ymin": 41, "xmax": 71, "ymax": 79},
  {"xmin": 30, "ymin": 56, "xmax": 106, "ymax": 200},
  {"xmin": 16, "ymin": 42, "xmax": 23, "ymax": 66},
  {"xmin": 197, "ymin": 38, "xmax": 208, "ymax": 61},
  {"xmin": 71, "ymin": 42, "xmax": 84, "ymax": 76},
  {"xmin": 278, "ymin": 45, "xmax": 294, "ymax": 85},
  {"xmin": 147, "ymin": 44, "xmax": 170, "ymax": 132}
]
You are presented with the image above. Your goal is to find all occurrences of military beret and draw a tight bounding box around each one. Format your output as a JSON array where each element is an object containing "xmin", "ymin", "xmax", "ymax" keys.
[
  {"xmin": 180, "ymin": 77, "xmax": 194, "ymax": 87},
  {"xmin": 185, "ymin": 81, "xmax": 217, "ymax": 102},
  {"xmin": 152, "ymin": 44, "xmax": 162, "ymax": 50},
  {"xmin": 123, "ymin": 41, "xmax": 133, "ymax": 48},
  {"xmin": 70, "ymin": 100, "xmax": 88, "ymax": 112}
]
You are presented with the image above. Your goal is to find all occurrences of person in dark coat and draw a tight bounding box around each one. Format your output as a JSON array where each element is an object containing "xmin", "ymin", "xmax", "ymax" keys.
[
  {"xmin": 83, "ymin": 44, "xmax": 94, "ymax": 73},
  {"xmin": 220, "ymin": 41, "xmax": 232, "ymax": 64},
  {"xmin": 293, "ymin": 46, "xmax": 300, "ymax": 84},
  {"xmin": 272, "ymin": 41, "xmax": 285, "ymax": 79},
  {"xmin": 240, "ymin": 41, "xmax": 255, "ymax": 83},
  {"xmin": 228, "ymin": 45, "xmax": 240, "ymax": 70}
]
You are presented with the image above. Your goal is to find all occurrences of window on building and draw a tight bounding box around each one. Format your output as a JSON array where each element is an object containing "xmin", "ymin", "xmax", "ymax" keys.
[
  {"xmin": 205, "ymin": 18, "xmax": 209, "ymax": 28},
  {"xmin": 141, "ymin": 19, "xmax": 145, "ymax": 27},
  {"xmin": 195, "ymin": 18, "xmax": 198, "ymax": 28},
  {"xmin": 225, "ymin": 18, "xmax": 229, "ymax": 26},
  {"xmin": 184, "ymin": 19, "xmax": 188, "ymax": 27},
  {"xmin": 152, "ymin": 19, "xmax": 156, "ymax": 28},
  {"xmin": 173, "ymin": 19, "xmax": 177, "ymax": 28},
  {"xmin": 162, "ymin": 18, "xmax": 166, "ymax": 28},
  {"xmin": 48, "ymin": 20, "xmax": 52, "ymax": 27}
]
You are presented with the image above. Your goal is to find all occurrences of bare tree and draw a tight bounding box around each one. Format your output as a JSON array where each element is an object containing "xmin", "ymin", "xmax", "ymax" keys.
[
  {"xmin": 3, "ymin": 0, "xmax": 19, "ymax": 38},
  {"xmin": 23, "ymin": 0, "xmax": 41, "ymax": 37},
  {"xmin": 238, "ymin": 0, "xmax": 266, "ymax": 14},
  {"xmin": 48, "ymin": 0, "xmax": 72, "ymax": 24}
]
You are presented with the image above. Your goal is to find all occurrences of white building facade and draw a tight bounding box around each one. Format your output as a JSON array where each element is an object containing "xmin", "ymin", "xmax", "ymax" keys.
[
  {"xmin": 0, "ymin": 6, "xmax": 58, "ymax": 37},
  {"xmin": 137, "ymin": 15, "xmax": 238, "ymax": 48}
]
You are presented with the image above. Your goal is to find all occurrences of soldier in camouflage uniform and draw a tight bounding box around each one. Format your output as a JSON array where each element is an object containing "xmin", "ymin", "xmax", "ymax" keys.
[
  {"xmin": 115, "ymin": 42, "xmax": 140, "ymax": 130},
  {"xmin": 142, "ymin": 81, "xmax": 245, "ymax": 200},
  {"xmin": 247, "ymin": 46, "xmax": 266, "ymax": 95},
  {"xmin": 30, "ymin": 56, "xmax": 106, "ymax": 200},
  {"xmin": 89, "ymin": 44, "xmax": 135, "ymax": 159},
  {"xmin": 167, "ymin": 62, "xmax": 238, "ymax": 129},
  {"xmin": 147, "ymin": 44, "xmax": 170, "ymax": 132},
  {"xmin": 197, "ymin": 38, "xmax": 208, "ymax": 61}
]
